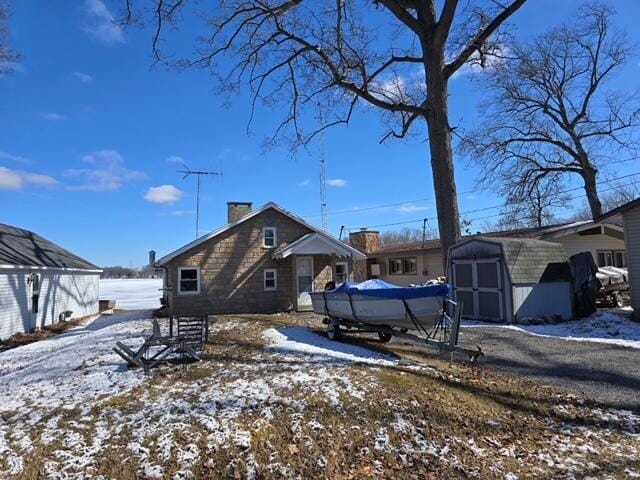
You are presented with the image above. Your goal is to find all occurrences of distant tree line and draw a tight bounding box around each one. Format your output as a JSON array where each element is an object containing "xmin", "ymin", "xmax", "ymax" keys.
[{"xmin": 100, "ymin": 265, "xmax": 157, "ymax": 279}]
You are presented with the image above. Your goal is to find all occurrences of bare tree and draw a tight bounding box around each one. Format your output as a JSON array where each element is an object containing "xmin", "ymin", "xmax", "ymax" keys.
[
  {"xmin": 496, "ymin": 175, "xmax": 570, "ymax": 229},
  {"xmin": 121, "ymin": 0, "xmax": 526, "ymax": 265},
  {"xmin": 463, "ymin": 2, "xmax": 639, "ymax": 220},
  {"xmin": 573, "ymin": 179, "xmax": 640, "ymax": 220},
  {"xmin": 0, "ymin": 2, "xmax": 18, "ymax": 74},
  {"xmin": 380, "ymin": 226, "xmax": 435, "ymax": 246}
]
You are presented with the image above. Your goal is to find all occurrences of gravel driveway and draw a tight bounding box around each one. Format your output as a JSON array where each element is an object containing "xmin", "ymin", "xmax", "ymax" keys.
[{"xmin": 458, "ymin": 325, "xmax": 640, "ymax": 410}]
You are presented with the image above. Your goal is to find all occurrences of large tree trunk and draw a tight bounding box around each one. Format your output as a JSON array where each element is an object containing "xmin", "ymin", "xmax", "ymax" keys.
[
  {"xmin": 582, "ymin": 162, "xmax": 603, "ymax": 218},
  {"xmin": 424, "ymin": 54, "xmax": 461, "ymax": 272}
]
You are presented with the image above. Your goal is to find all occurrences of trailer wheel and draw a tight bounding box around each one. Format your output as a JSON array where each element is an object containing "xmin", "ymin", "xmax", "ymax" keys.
[
  {"xmin": 378, "ymin": 331, "xmax": 392, "ymax": 343},
  {"xmin": 327, "ymin": 318, "xmax": 341, "ymax": 341},
  {"xmin": 614, "ymin": 292, "xmax": 625, "ymax": 309}
]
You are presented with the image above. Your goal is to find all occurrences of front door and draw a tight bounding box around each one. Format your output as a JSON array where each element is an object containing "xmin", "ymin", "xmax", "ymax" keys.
[{"xmin": 296, "ymin": 256, "xmax": 314, "ymax": 310}]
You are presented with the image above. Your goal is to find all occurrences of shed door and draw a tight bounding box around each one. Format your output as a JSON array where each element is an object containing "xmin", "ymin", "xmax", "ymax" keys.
[{"xmin": 452, "ymin": 259, "xmax": 504, "ymax": 322}]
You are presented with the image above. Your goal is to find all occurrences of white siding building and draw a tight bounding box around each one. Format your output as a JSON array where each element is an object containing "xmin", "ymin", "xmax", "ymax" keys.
[
  {"xmin": 598, "ymin": 198, "xmax": 640, "ymax": 321},
  {"xmin": 0, "ymin": 224, "xmax": 102, "ymax": 340}
]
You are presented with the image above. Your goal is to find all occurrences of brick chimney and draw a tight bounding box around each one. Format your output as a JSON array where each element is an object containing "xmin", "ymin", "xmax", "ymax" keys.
[
  {"xmin": 227, "ymin": 201, "xmax": 253, "ymax": 223},
  {"xmin": 348, "ymin": 229, "xmax": 380, "ymax": 255},
  {"xmin": 348, "ymin": 229, "xmax": 380, "ymax": 281}
]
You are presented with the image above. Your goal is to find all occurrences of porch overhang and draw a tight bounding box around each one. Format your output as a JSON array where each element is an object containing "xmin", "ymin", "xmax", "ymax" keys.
[{"xmin": 272, "ymin": 233, "xmax": 366, "ymax": 260}]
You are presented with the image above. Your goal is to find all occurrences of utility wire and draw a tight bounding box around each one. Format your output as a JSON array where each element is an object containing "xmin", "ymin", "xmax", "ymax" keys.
[
  {"xmin": 305, "ymin": 170, "xmax": 640, "ymax": 220},
  {"xmin": 346, "ymin": 173, "xmax": 640, "ymax": 232}
]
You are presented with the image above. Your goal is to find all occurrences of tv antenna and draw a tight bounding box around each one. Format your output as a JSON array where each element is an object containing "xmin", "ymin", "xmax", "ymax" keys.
[{"xmin": 178, "ymin": 164, "xmax": 223, "ymax": 238}]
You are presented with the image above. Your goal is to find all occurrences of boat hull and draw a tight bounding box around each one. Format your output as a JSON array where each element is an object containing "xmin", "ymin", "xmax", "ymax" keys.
[{"xmin": 310, "ymin": 291, "xmax": 445, "ymax": 331}]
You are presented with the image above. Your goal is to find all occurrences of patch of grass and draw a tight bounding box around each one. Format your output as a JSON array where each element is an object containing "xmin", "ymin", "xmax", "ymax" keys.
[{"xmin": 0, "ymin": 315, "xmax": 95, "ymax": 352}]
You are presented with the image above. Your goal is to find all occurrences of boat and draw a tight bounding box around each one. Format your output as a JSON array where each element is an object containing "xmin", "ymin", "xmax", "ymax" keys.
[{"xmin": 309, "ymin": 279, "xmax": 450, "ymax": 332}]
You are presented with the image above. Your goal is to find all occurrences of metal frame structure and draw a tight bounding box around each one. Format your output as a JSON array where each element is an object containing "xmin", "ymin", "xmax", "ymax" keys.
[{"xmin": 321, "ymin": 298, "xmax": 482, "ymax": 362}]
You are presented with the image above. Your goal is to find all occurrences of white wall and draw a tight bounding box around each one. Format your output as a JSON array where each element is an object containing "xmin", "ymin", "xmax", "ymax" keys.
[
  {"xmin": 513, "ymin": 282, "xmax": 574, "ymax": 322},
  {"xmin": 0, "ymin": 269, "xmax": 100, "ymax": 340},
  {"xmin": 372, "ymin": 251, "xmax": 444, "ymax": 286},
  {"xmin": 623, "ymin": 209, "xmax": 640, "ymax": 320},
  {"xmin": 552, "ymin": 231, "xmax": 625, "ymax": 261}
]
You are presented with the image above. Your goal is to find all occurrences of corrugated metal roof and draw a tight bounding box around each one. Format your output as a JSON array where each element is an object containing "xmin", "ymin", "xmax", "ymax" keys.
[{"xmin": 0, "ymin": 223, "xmax": 100, "ymax": 270}]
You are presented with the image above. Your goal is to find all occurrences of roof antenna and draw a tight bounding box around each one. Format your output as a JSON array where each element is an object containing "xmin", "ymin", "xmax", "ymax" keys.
[{"xmin": 178, "ymin": 164, "xmax": 223, "ymax": 238}]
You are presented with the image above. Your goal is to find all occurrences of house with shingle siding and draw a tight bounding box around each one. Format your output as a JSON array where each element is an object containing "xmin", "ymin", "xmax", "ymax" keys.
[{"xmin": 155, "ymin": 202, "xmax": 365, "ymax": 315}]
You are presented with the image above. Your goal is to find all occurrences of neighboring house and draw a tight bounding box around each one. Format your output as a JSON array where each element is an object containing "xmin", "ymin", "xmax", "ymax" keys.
[
  {"xmin": 597, "ymin": 198, "xmax": 640, "ymax": 321},
  {"xmin": 0, "ymin": 224, "xmax": 102, "ymax": 340},
  {"xmin": 353, "ymin": 220, "xmax": 626, "ymax": 285},
  {"xmin": 155, "ymin": 202, "xmax": 366, "ymax": 315}
]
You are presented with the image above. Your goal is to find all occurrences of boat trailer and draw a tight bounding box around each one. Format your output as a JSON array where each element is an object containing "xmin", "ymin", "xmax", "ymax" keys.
[{"xmin": 321, "ymin": 298, "xmax": 483, "ymax": 363}]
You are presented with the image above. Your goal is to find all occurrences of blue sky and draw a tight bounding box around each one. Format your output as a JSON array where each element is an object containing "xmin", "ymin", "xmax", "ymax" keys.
[{"xmin": 1, "ymin": 0, "xmax": 639, "ymax": 267}]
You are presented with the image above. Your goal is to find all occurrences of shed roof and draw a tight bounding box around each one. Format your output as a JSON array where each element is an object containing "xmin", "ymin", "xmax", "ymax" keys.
[
  {"xmin": 0, "ymin": 223, "xmax": 101, "ymax": 271},
  {"xmin": 451, "ymin": 236, "xmax": 568, "ymax": 284}
]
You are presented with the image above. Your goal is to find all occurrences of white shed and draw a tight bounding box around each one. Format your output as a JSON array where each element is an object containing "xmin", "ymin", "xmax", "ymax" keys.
[
  {"xmin": 448, "ymin": 237, "xmax": 572, "ymax": 323},
  {"xmin": 597, "ymin": 198, "xmax": 640, "ymax": 321},
  {"xmin": 0, "ymin": 223, "xmax": 102, "ymax": 340}
]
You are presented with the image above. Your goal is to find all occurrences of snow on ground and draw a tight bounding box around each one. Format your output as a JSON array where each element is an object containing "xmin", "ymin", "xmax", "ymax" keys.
[
  {"xmin": 263, "ymin": 327, "xmax": 398, "ymax": 365},
  {"xmin": 463, "ymin": 310, "xmax": 640, "ymax": 349},
  {"xmin": 99, "ymin": 278, "xmax": 163, "ymax": 309},
  {"xmin": 0, "ymin": 314, "xmax": 382, "ymax": 478}
]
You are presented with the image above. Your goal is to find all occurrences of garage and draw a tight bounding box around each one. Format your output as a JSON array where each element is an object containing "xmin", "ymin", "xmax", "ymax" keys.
[{"xmin": 448, "ymin": 237, "xmax": 572, "ymax": 323}]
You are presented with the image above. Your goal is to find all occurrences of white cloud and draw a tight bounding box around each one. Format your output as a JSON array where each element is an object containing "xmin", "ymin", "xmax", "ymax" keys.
[
  {"xmin": 0, "ymin": 151, "xmax": 31, "ymax": 164},
  {"xmin": 166, "ymin": 155, "xmax": 186, "ymax": 164},
  {"xmin": 0, "ymin": 166, "xmax": 57, "ymax": 191},
  {"xmin": 326, "ymin": 178, "xmax": 347, "ymax": 187},
  {"xmin": 65, "ymin": 150, "xmax": 146, "ymax": 191},
  {"xmin": 145, "ymin": 185, "xmax": 183, "ymax": 204},
  {"xmin": 74, "ymin": 72, "xmax": 93, "ymax": 83},
  {"xmin": 40, "ymin": 112, "xmax": 66, "ymax": 122},
  {"xmin": 298, "ymin": 179, "xmax": 311, "ymax": 187},
  {"xmin": 83, "ymin": 0, "xmax": 124, "ymax": 44},
  {"xmin": 168, "ymin": 209, "xmax": 195, "ymax": 216},
  {"xmin": 397, "ymin": 203, "xmax": 429, "ymax": 213}
]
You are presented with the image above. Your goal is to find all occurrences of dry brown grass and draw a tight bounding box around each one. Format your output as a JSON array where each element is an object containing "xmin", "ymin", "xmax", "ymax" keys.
[
  {"xmin": 4, "ymin": 312, "xmax": 640, "ymax": 479},
  {"xmin": 0, "ymin": 315, "xmax": 97, "ymax": 352}
]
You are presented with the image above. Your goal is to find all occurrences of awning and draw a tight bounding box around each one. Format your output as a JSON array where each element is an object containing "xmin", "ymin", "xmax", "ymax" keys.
[{"xmin": 272, "ymin": 233, "xmax": 366, "ymax": 260}]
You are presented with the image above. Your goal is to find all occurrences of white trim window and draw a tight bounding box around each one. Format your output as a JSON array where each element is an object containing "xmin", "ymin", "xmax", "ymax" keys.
[
  {"xmin": 263, "ymin": 226, "xmax": 277, "ymax": 248},
  {"xmin": 335, "ymin": 261, "xmax": 348, "ymax": 284},
  {"xmin": 178, "ymin": 267, "xmax": 200, "ymax": 294},
  {"xmin": 264, "ymin": 268, "xmax": 277, "ymax": 291}
]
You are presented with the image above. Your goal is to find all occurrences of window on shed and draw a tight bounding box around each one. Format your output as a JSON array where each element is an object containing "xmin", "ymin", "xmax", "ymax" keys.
[
  {"xmin": 263, "ymin": 227, "xmax": 277, "ymax": 248},
  {"xmin": 389, "ymin": 258, "xmax": 403, "ymax": 274},
  {"xmin": 403, "ymin": 257, "xmax": 417, "ymax": 275},
  {"xmin": 178, "ymin": 267, "xmax": 200, "ymax": 294}
]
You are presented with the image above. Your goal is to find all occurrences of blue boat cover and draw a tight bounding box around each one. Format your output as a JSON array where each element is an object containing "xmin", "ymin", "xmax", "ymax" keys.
[{"xmin": 331, "ymin": 279, "xmax": 450, "ymax": 300}]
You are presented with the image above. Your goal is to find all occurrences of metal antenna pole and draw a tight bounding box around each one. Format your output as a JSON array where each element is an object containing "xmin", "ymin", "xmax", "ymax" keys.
[
  {"xmin": 178, "ymin": 164, "xmax": 223, "ymax": 238},
  {"xmin": 317, "ymin": 103, "xmax": 329, "ymax": 231}
]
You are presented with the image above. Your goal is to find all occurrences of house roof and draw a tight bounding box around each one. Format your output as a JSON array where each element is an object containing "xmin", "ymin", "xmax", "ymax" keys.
[
  {"xmin": 596, "ymin": 197, "xmax": 640, "ymax": 223},
  {"xmin": 0, "ymin": 223, "xmax": 101, "ymax": 271},
  {"xmin": 451, "ymin": 236, "xmax": 568, "ymax": 284},
  {"xmin": 272, "ymin": 232, "xmax": 364, "ymax": 259},
  {"xmin": 157, "ymin": 202, "xmax": 366, "ymax": 265},
  {"xmin": 370, "ymin": 219, "xmax": 622, "ymax": 256}
]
